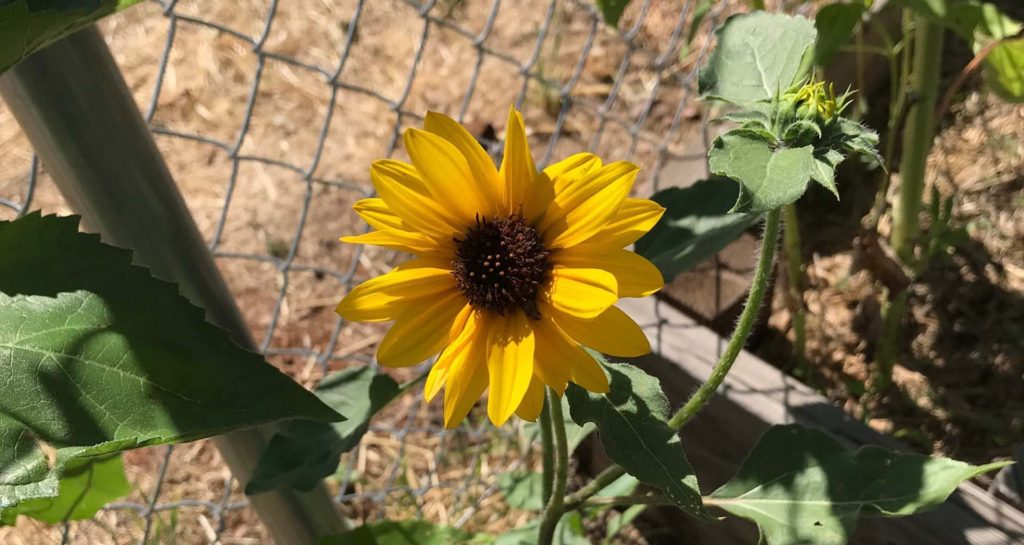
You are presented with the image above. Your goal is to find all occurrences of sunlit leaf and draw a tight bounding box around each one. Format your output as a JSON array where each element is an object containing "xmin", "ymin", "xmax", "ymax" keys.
[
  {"xmin": 0, "ymin": 454, "xmax": 129, "ymax": 525},
  {"xmin": 711, "ymin": 424, "xmax": 1011, "ymax": 545},
  {"xmin": 492, "ymin": 511, "xmax": 590, "ymax": 545},
  {"xmin": 708, "ymin": 131, "xmax": 818, "ymax": 212},
  {"xmin": 634, "ymin": 179, "xmax": 761, "ymax": 281},
  {"xmin": 985, "ymin": 38, "xmax": 1024, "ymax": 102},
  {"xmin": 0, "ymin": 0, "xmax": 144, "ymax": 75},
  {"xmin": 699, "ymin": 12, "xmax": 817, "ymax": 104},
  {"xmin": 565, "ymin": 359, "xmax": 710, "ymax": 520},
  {"xmin": 0, "ymin": 213, "xmax": 340, "ymax": 513},
  {"xmin": 247, "ymin": 366, "xmax": 403, "ymax": 494}
]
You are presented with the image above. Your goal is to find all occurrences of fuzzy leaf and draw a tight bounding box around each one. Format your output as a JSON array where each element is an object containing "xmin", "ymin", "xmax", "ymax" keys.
[
  {"xmin": 247, "ymin": 366, "xmax": 403, "ymax": 494},
  {"xmin": 985, "ymin": 38, "xmax": 1024, "ymax": 102},
  {"xmin": 0, "ymin": 454, "xmax": 129, "ymax": 525},
  {"xmin": 0, "ymin": 0, "xmax": 144, "ymax": 75},
  {"xmin": 493, "ymin": 511, "xmax": 590, "ymax": 545},
  {"xmin": 0, "ymin": 214, "xmax": 340, "ymax": 512},
  {"xmin": 711, "ymin": 424, "xmax": 1011, "ymax": 545},
  {"xmin": 522, "ymin": 396, "xmax": 596, "ymax": 455},
  {"xmin": 497, "ymin": 471, "xmax": 545, "ymax": 510},
  {"xmin": 709, "ymin": 131, "xmax": 819, "ymax": 212},
  {"xmin": 699, "ymin": 12, "xmax": 817, "ymax": 104},
  {"xmin": 634, "ymin": 179, "xmax": 761, "ymax": 281},
  {"xmin": 814, "ymin": 2, "xmax": 868, "ymax": 66},
  {"xmin": 565, "ymin": 360, "xmax": 710, "ymax": 520}
]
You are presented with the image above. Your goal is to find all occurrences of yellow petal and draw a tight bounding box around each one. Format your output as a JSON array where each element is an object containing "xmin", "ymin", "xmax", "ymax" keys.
[
  {"xmin": 540, "ymin": 161, "xmax": 639, "ymax": 249},
  {"xmin": 568, "ymin": 349, "xmax": 609, "ymax": 393},
  {"xmin": 424, "ymin": 112, "xmax": 502, "ymax": 211},
  {"xmin": 549, "ymin": 304, "xmax": 651, "ymax": 357},
  {"xmin": 515, "ymin": 377, "xmax": 546, "ymax": 422},
  {"xmin": 500, "ymin": 106, "xmax": 552, "ymax": 220},
  {"xmin": 405, "ymin": 128, "xmax": 492, "ymax": 223},
  {"xmin": 371, "ymin": 160, "xmax": 462, "ymax": 239},
  {"xmin": 443, "ymin": 314, "xmax": 490, "ymax": 428},
  {"xmin": 486, "ymin": 309, "xmax": 535, "ymax": 426},
  {"xmin": 543, "ymin": 153, "xmax": 602, "ymax": 193},
  {"xmin": 336, "ymin": 257, "xmax": 455, "ymax": 322},
  {"xmin": 424, "ymin": 361, "xmax": 448, "ymax": 403},
  {"xmin": 586, "ymin": 198, "xmax": 665, "ymax": 248},
  {"xmin": 340, "ymin": 229, "xmax": 447, "ymax": 256},
  {"xmin": 426, "ymin": 309, "xmax": 481, "ymax": 402},
  {"xmin": 376, "ymin": 292, "xmax": 468, "ymax": 367},
  {"xmin": 554, "ymin": 245, "xmax": 663, "ymax": 297},
  {"xmin": 547, "ymin": 266, "xmax": 617, "ymax": 319},
  {"xmin": 532, "ymin": 317, "xmax": 586, "ymax": 395},
  {"xmin": 353, "ymin": 198, "xmax": 405, "ymax": 231}
]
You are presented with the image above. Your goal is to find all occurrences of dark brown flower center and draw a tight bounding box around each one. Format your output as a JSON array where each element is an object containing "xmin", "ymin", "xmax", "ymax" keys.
[{"xmin": 452, "ymin": 214, "xmax": 551, "ymax": 319}]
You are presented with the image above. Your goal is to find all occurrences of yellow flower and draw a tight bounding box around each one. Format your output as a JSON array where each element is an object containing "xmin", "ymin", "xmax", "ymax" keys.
[{"xmin": 336, "ymin": 107, "xmax": 665, "ymax": 428}]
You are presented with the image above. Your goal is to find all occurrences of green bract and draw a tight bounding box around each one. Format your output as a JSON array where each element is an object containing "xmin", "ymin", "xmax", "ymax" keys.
[{"xmin": 700, "ymin": 11, "xmax": 880, "ymax": 213}]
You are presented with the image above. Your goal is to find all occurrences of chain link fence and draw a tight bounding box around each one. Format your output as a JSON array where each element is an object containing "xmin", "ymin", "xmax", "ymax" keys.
[{"xmin": 0, "ymin": 0, "xmax": 738, "ymax": 542}]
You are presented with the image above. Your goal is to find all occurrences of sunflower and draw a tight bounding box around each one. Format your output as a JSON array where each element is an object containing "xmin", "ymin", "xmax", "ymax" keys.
[{"xmin": 337, "ymin": 107, "xmax": 665, "ymax": 428}]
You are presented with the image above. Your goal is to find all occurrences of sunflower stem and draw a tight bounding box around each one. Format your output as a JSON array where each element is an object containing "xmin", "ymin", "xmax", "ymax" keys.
[
  {"xmin": 538, "ymin": 389, "xmax": 570, "ymax": 545},
  {"xmin": 667, "ymin": 208, "xmax": 781, "ymax": 430},
  {"xmin": 563, "ymin": 209, "xmax": 781, "ymax": 511},
  {"xmin": 538, "ymin": 396, "xmax": 555, "ymax": 505}
]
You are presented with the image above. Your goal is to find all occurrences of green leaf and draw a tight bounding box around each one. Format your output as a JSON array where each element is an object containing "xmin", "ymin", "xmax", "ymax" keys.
[
  {"xmin": 814, "ymin": 2, "xmax": 868, "ymax": 66},
  {"xmin": 708, "ymin": 131, "xmax": 819, "ymax": 212},
  {"xmin": 497, "ymin": 470, "xmax": 545, "ymax": 510},
  {"xmin": 565, "ymin": 360, "xmax": 710, "ymax": 520},
  {"xmin": 317, "ymin": 520, "xmax": 491, "ymax": 545},
  {"xmin": 634, "ymin": 179, "xmax": 761, "ymax": 281},
  {"xmin": 492, "ymin": 511, "xmax": 590, "ymax": 545},
  {"xmin": 0, "ymin": 213, "xmax": 341, "ymax": 512},
  {"xmin": 247, "ymin": 365, "xmax": 402, "ymax": 494},
  {"xmin": 595, "ymin": 0, "xmax": 631, "ymax": 28},
  {"xmin": 985, "ymin": 38, "xmax": 1024, "ymax": 102},
  {"xmin": 699, "ymin": 12, "xmax": 818, "ymax": 104},
  {"xmin": 893, "ymin": 0, "xmax": 1021, "ymax": 47},
  {"xmin": 0, "ymin": 0, "xmax": 144, "ymax": 75},
  {"xmin": 0, "ymin": 454, "xmax": 129, "ymax": 525},
  {"xmin": 522, "ymin": 396, "xmax": 596, "ymax": 455},
  {"xmin": 711, "ymin": 424, "xmax": 1011, "ymax": 545}
]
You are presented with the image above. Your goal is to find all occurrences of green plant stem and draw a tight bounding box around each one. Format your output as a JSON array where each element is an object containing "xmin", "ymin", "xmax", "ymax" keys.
[
  {"xmin": 867, "ymin": 11, "xmax": 913, "ymax": 232},
  {"xmin": 782, "ymin": 204, "xmax": 807, "ymax": 374},
  {"xmin": 538, "ymin": 398, "xmax": 555, "ymax": 505},
  {"xmin": 564, "ymin": 209, "xmax": 782, "ymax": 511},
  {"xmin": 892, "ymin": 18, "xmax": 944, "ymax": 262},
  {"xmin": 872, "ymin": 288, "xmax": 909, "ymax": 395},
  {"xmin": 668, "ymin": 208, "xmax": 781, "ymax": 430},
  {"xmin": 538, "ymin": 389, "xmax": 570, "ymax": 545},
  {"xmin": 582, "ymin": 494, "xmax": 675, "ymax": 508}
]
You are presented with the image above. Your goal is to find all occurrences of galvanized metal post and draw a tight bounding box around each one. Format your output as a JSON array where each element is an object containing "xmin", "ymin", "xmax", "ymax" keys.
[{"xmin": 0, "ymin": 26, "xmax": 348, "ymax": 544}]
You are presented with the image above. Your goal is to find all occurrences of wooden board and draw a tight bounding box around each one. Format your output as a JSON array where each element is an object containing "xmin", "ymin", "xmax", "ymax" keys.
[{"xmin": 604, "ymin": 297, "xmax": 1024, "ymax": 545}]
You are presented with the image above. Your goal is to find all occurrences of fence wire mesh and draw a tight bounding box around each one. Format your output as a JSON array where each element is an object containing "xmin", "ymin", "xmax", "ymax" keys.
[{"xmin": 0, "ymin": 0, "xmax": 739, "ymax": 542}]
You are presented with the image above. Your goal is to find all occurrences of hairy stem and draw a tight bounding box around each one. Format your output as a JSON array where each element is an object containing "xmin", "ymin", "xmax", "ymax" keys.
[
  {"xmin": 538, "ymin": 389, "xmax": 570, "ymax": 545},
  {"xmin": 668, "ymin": 208, "xmax": 781, "ymax": 430},
  {"xmin": 564, "ymin": 209, "xmax": 782, "ymax": 510},
  {"xmin": 538, "ymin": 398, "xmax": 555, "ymax": 505},
  {"xmin": 892, "ymin": 18, "xmax": 944, "ymax": 261},
  {"xmin": 782, "ymin": 204, "xmax": 807, "ymax": 376}
]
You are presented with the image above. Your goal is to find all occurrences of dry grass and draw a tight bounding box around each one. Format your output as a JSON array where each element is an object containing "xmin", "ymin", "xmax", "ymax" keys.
[{"xmin": 0, "ymin": 0, "xmax": 720, "ymax": 542}]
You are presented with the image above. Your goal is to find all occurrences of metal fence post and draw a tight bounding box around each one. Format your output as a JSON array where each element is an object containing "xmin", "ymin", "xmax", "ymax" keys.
[{"xmin": 0, "ymin": 26, "xmax": 348, "ymax": 544}]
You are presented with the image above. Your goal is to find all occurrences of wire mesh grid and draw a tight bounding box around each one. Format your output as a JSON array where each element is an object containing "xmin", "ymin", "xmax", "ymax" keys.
[{"xmin": 0, "ymin": 0, "xmax": 736, "ymax": 542}]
